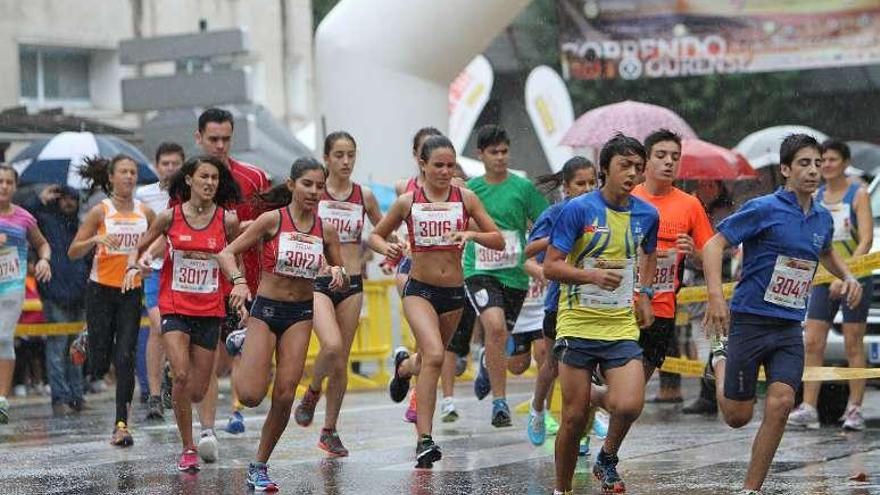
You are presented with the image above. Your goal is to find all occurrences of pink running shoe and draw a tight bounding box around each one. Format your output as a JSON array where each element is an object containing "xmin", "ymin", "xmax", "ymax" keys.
[
  {"xmin": 404, "ymin": 390, "xmax": 417, "ymax": 423},
  {"xmin": 177, "ymin": 447, "xmax": 200, "ymax": 472}
]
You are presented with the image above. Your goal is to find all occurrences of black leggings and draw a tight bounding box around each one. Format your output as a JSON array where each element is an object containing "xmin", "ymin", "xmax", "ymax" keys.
[{"xmin": 85, "ymin": 281, "xmax": 142, "ymax": 424}]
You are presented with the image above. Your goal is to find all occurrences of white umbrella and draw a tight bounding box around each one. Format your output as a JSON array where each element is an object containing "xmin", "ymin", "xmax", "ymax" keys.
[{"xmin": 734, "ymin": 125, "xmax": 829, "ymax": 169}]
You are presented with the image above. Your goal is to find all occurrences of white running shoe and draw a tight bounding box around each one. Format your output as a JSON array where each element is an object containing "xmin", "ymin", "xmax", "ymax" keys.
[
  {"xmin": 787, "ymin": 403, "xmax": 819, "ymax": 429},
  {"xmin": 198, "ymin": 429, "xmax": 219, "ymax": 463},
  {"xmin": 842, "ymin": 404, "xmax": 865, "ymax": 431},
  {"xmin": 440, "ymin": 397, "xmax": 459, "ymax": 423}
]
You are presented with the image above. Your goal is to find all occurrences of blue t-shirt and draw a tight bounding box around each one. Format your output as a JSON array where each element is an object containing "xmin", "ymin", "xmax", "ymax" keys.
[
  {"xmin": 550, "ymin": 190, "xmax": 659, "ymax": 341},
  {"xmin": 718, "ymin": 188, "xmax": 833, "ymax": 321},
  {"xmin": 529, "ymin": 201, "xmax": 566, "ymax": 311}
]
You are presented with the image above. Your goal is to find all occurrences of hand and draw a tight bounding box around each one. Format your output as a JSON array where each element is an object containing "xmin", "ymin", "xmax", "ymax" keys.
[
  {"xmin": 229, "ymin": 283, "xmax": 252, "ymax": 312},
  {"xmin": 328, "ymin": 266, "xmax": 349, "ymax": 292},
  {"xmin": 236, "ymin": 306, "xmax": 249, "ymax": 326},
  {"xmin": 39, "ymin": 185, "xmax": 62, "ymax": 205},
  {"xmin": 842, "ymin": 277, "xmax": 863, "ymax": 310},
  {"xmin": 93, "ymin": 234, "xmax": 120, "ymax": 251},
  {"xmin": 676, "ymin": 234, "xmax": 695, "ymax": 256},
  {"xmin": 524, "ymin": 261, "xmax": 547, "ymax": 289},
  {"xmin": 137, "ymin": 253, "xmax": 154, "ymax": 272},
  {"xmin": 444, "ymin": 230, "xmax": 474, "ymax": 248},
  {"xmin": 586, "ymin": 269, "xmax": 623, "ymax": 291},
  {"xmin": 384, "ymin": 241, "xmax": 406, "ymax": 261},
  {"xmin": 828, "ymin": 279, "xmax": 845, "ymax": 300},
  {"xmin": 121, "ymin": 266, "xmax": 139, "ymax": 293},
  {"xmin": 635, "ymin": 294, "xmax": 654, "ymax": 329},
  {"xmin": 702, "ymin": 295, "xmax": 730, "ymax": 339},
  {"xmin": 34, "ymin": 259, "xmax": 51, "ymax": 283}
]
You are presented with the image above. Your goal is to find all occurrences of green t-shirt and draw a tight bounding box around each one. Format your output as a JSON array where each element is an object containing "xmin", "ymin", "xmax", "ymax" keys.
[{"xmin": 463, "ymin": 173, "xmax": 549, "ymax": 289}]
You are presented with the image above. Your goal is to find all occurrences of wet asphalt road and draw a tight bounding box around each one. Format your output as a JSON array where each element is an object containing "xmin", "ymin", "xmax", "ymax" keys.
[{"xmin": 1, "ymin": 378, "xmax": 878, "ymax": 495}]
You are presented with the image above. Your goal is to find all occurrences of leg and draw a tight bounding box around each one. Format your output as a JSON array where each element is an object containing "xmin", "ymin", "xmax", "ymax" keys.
[
  {"xmin": 255, "ymin": 320, "xmax": 312, "ymax": 463},
  {"xmin": 112, "ymin": 290, "xmax": 143, "ymax": 424},
  {"xmin": 163, "ymin": 331, "xmax": 195, "ymax": 448},
  {"xmin": 146, "ymin": 306, "xmax": 164, "ymax": 397},
  {"xmin": 714, "ymin": 358, "xmax": 756, "ymax": 428},
  {"xmin": 507, "ymin": 350, "xmax": 532, "ymax": 375},
  {"xmin": 480, "ymin": 306, "xmax": 509, "ymax": 399},
  {"xmin": 801, "ymin": 319, "xmax": 830, "ymax": 407},
  {"xmin": 842, "ymin": 322, "xmax": 867, "ymax": 406},
  {"xmin": 600, "ymin": 359, "xmax": 646, "ymax": 456},
  {"xmin": 309, "ymin": 294, "xmax": 347, "ymax": 430},
  {"xmin": 233, "ymin": 319, "xmax": 277, "ymax": 408},
  {"xmin": 440, "ymin": 351, "xmax": 457, "ymax": 398},
  {"xmin": 743, "ymin": 382, "xmax": 796, "ymax": 491},
  {"xmin": 532, "ymin": 336, "xmax": 558, "ymax": 413},
  {"xmin": 554, "ymin": 362, "xmax": 591, "ymax": 493},
  {"xmin": 136, "ymin": 327, "xmax": 149, "ymax": 401}
]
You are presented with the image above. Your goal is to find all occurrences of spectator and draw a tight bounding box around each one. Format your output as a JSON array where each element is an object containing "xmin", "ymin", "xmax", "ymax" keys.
[{"xmin": 25, "ymin": 185, "xmax": 89, "ymax": 415}]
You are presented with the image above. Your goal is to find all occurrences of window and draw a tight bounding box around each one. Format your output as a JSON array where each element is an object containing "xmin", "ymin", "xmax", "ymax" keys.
[{"xmin": 19, "ymin": 46, "xmax": 91, "ymax": 103}]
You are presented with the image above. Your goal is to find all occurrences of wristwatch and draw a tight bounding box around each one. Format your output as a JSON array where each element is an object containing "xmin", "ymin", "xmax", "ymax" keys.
[{"xmin": 638, "ymin": 286, "xmax": 655, "ymax": 299}]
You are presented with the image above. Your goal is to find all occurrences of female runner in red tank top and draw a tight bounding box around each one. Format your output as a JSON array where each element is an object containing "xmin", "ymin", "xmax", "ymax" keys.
[
  {"xmin": 216, "ymin": 157, "xmax": 347, "ymax": 492},
  {"xmin": 123, "ymin": 156, "xmax": 242, "ymax": 472},
  {"xmin": 292, "ymin": 132, "xmax": 384, "ymax": 456},
  {"xmin": 369, "ymin": 135, "xmax": 503, "ymax": 468}
]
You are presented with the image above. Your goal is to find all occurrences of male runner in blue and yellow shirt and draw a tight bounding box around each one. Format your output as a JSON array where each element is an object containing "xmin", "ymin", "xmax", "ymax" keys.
[
  {"xmin": 545, "ymin": 134, "xmax": 658, "ymax": 495},
  {"xmin": 702, "ymin": 134, "xmax": 862, "ymax": 494}
]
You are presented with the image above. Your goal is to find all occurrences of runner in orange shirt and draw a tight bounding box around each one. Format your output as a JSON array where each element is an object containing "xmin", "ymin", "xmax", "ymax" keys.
[{"xmin": 631, "ymin": 129, "xmax": 714, "ymax": 387}]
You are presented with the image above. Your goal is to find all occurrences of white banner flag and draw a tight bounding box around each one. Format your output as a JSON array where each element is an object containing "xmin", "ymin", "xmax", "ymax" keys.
[
  {"xmin": 449, "ymin": 55, "xmax": 493, "ymax": 152},
  {"xmin": 525, "ymin": 66, "xmax": 575, "ymax": 173}
]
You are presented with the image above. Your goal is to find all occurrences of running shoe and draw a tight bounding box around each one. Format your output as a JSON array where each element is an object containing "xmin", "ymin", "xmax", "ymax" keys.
[
  {"xmin": 710, "ymin": 337, "xmax": 728, "ymax": 371},
  {"xmin": 146, "ymin": 395, "xmax": 164, "ymax": 421},
  {"xmin": 593, "ymin": 449, "xmax": 625, "ymax": 493},
  {"xmin": 787, "ymin": 403, "xmax": 819, "ymax": 430},
  {"xmin": 161, "ymin": 362, "xmax": 173, "ymax": 410},
  {"xmin": 415, "ymin": 436, "xmax": 442, "ymax": 469},
  {"xmin": 177, "ymin": 447, "xmax": 200, "ymax": 472},
  {"xmin": 545, "ymin": 414, "xmax": 560, "ymax": 436},
  {"xmin": 455, "ymin": 355, "xmax": 468, "ymax": 377},
  {"xmin": 294, "ymin": 386, "xmax": 321, "ymax": 427},
  {"xmin": 842, "ymin": 404, "xmax": 866, "ymax": 431},
  {"xmin": 403, "ymin": 390, "xmax": 417, "ymax": 423},
  {"xmin": 440, "ymin": 397, "xmax": 458, "ymax": 423},
  {"xmin": 0, "ymin": 396, "xmax": 8, "ymax": 424},
  {"xmin": 682, "ymin": 396, "xmax": 718, "ymax": 415},
  {"xmin": 246, "ymin": 462, "xmax": 278, "ymax": 492},
  {"xmin": 318, "ymin": 428, "xmax": 349, "ymax": 457},
  {"xmin": 226, "ymin": 328, "xmax": 247, "ymax": 357},
  {"xmin": 579, "ymin": 436, "xmax": 590, "ymax": 457},
  {"xmin": 474, "ymin": 347, "xmax": 491, "ymax": 400},
  {"xmin": 198, "ymin": 429, "xmax": 219, "ymax": 463},
  {"xmin": 736, "ymin": 491, "xmax": 762, "ymax": 495},
  {"xmin": 526, "ymin": 405, "xmax": 546, "ymax": 446},
  {"xmin": 225, "ymin": 410, "xmax": 246, "ymax": 434},
  {"xmin": 69, "ymin": 329, "xmax": 88, "ymax": 366},
  {"xmin": 592, "ymin": 409, "xmax": 609, "ymax": 439},
  {"xmin": 389, "ymin": 346, "xmax": 411, "ymax": 403},
  {"xmin": 110, "ymin": 421, "xmax": 134, "ymax": 447},
  {"xmin": 491, "ymin": 398, "xmax": 512, "ymax": 428}
]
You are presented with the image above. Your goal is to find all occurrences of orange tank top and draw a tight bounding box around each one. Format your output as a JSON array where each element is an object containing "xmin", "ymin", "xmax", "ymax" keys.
[{"xmin": 90, "ymin": 198, "xmax": 149, "ymax": 288}]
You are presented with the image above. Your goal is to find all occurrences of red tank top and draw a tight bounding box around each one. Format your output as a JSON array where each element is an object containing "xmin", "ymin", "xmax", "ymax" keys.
[
  {"xmin": 406, "ymin": 186, "xmax": 469, "ymax": 253},
  {"xmin": 159, "ymin": 205, "xmax": 228, "ymax": 317},
  {"xmin": 262, "ymin": 207, "xmax": 325, "ymax": 279},
  {"xmin": 318, "ymin": 183, "xmax": 365, "ymax": 244},
  {"xmin": 405, "ymin": 176, "xmax": 420, "ymax": 194}
]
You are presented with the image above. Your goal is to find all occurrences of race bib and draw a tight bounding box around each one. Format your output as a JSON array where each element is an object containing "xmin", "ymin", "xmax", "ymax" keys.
[
  {"xmin": 275, "ymin": 232, "xmax": 324, "ymax": 279},
  {"xmin": 172, "ymin": 251, "xmax": 219, "ymax": 294},
  {"xmin": 824, "ymin": 202, "xmax": 852, "ymax": 242},
  {"xmin": 105, "ymin": 217, "xmax": 147, "ymax": 255},
  {"xmin": 577, "ymin": 258, "xmax": 635, "ymax": 309},
  {"xmin": 476, "ymin": 230, "xmax": 521, "ymax": 270},
  {"xmin": 524, "ymin": 277, "xmax": 547, "ymax": 306},
  {"xmin": 653, "ymin": 250, "xmax": 678, "ymax": 294},
  {"xmin": 318, "ymin": 200, "xmax": 364, "ymax": 243},
  {"xmin": 763, "ymin": 255, "xmax": 816, "ymax": 309},
  {"xmin": 411, "ymin": 202, "xmax": 463, "ymax": 247},
  {"xmin": 0, "ymin": 248, "xmax": 21, "ymax": 283}
]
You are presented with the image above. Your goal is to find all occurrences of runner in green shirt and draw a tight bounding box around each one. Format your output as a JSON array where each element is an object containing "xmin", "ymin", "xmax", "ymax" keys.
[{"xmin": 464, "ymin": 125, "xmax": 548, "ymax": 427}]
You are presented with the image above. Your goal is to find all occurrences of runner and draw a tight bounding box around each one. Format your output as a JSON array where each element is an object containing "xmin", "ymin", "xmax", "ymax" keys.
[
  {"xmin": 788, "ymin": 139, "xmax": 873, "ymax": 431},
  {"xmin": 702, "ymin": 134, "xmax": 862, "ymax": 494},
  {"xmin": 369, "ymin": 135, "xmax": 503, "ymax": 468},
  {"xmin": 69, "ymin": 155, "xmax": 155, "ymax": 446},
  {"xmin": 293, "ymin": 131, "xmax": 383, "ymax": 456},
  {"xmin": 465, "ymin": 124, "xmax": 548, "ymax": 427},
  {"xmin": 124, "ymin": 156, "xmax": 242, "ymax": 471},
  {"xmin": 0, "ymin": 165, "xmax": 51, "ymax": 424},
  {"xmin": 217, "ymin": 157, "xmax": 348, "ymax": 491},
  {"xmin": 135, "ymin": 142, "xmax": 184, "ymax": 421},
  {"xmin": 194, "ymin": 108, "xmax": 271, "ymax": 460},
  {"xmin": 543, "ymin": 135, "xmax": 657, "ymax": 495},
  {"xmin": 522, "ymin": 156, "xmax": 596, "ymax": 447}
]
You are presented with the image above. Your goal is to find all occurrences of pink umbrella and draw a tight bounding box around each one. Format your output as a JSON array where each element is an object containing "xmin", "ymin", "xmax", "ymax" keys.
[{"xmin": 561, "ymin": 100, "xmax": 697, "ymax": 148}]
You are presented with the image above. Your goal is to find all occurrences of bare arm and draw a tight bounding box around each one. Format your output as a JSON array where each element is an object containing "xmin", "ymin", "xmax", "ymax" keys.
[
  {"xmin": 68, "ymin": 206, "xmax": 106, "ymax": 259},
  {"xmin": 27, "ymin": 225, "xmax": 51, "ymax": 283},
  {"xmin": 322, "ymin": 220, "xmax": 349, "ymax": 291},
  {"xmin": 543, "ymin": 246, "xmax": 621, "ymax": 290},
  {"xmin": 458, "ymin": 190, "xmax": 504, "ymax": 250},
  {"xmin": 217, "ymin": 210, "xmax": 276, "ymax": 281},
  {"xmin": 525, "ymin": 238, "xmax": 550, "ymax": 259},
  {"xmin": 701, "ymin": 233, "xmax": 731, "ymax": 337},
  {"xmin": 853, "ymin": 187, "xmax": 873, "ymax": 257},
  {"xmin": 368, "ymin": 195, "xmax": 408, "ymax": 258},
  {"xmin": 362, "ymin": 186, "xmax": 384, "ymax": 228}
]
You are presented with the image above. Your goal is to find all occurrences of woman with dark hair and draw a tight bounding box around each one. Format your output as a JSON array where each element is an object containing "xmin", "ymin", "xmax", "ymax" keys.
[
  {"xmin": 292, "ymin": 132, "xmax": 384, "ymax": 457},
  {"xmin": 123, "ymin": 156, "xmax": 241, "ymax": 472},
  {"xmin": 216, "ymin": 157, "xmax": 348, "ymax": 491},
  {"xmin": 370, "ymin": 135, "xmax": 504, "ymax": 468},
  {"xmin": 69, "ymin": 154, "xmax": 156, "ymax": 446}
]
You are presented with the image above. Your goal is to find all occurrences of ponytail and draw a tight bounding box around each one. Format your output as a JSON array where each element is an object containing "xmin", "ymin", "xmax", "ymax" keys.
[
  {"xmin": 79, "ymin": 154, "xmax": 136, "ymax": 194},
  {"xmin": 255, "ymin": 157, "xmax": 326, "ymax": 211},
  {"xmin": 533, "ymin": 156, "xmax": 594, "ymax": 199}
]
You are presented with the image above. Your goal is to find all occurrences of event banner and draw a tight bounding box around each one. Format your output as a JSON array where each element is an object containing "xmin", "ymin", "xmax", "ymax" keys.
[{"xmin": 558, "ymin": 0, "xmax": 880, "ymax": 80}]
